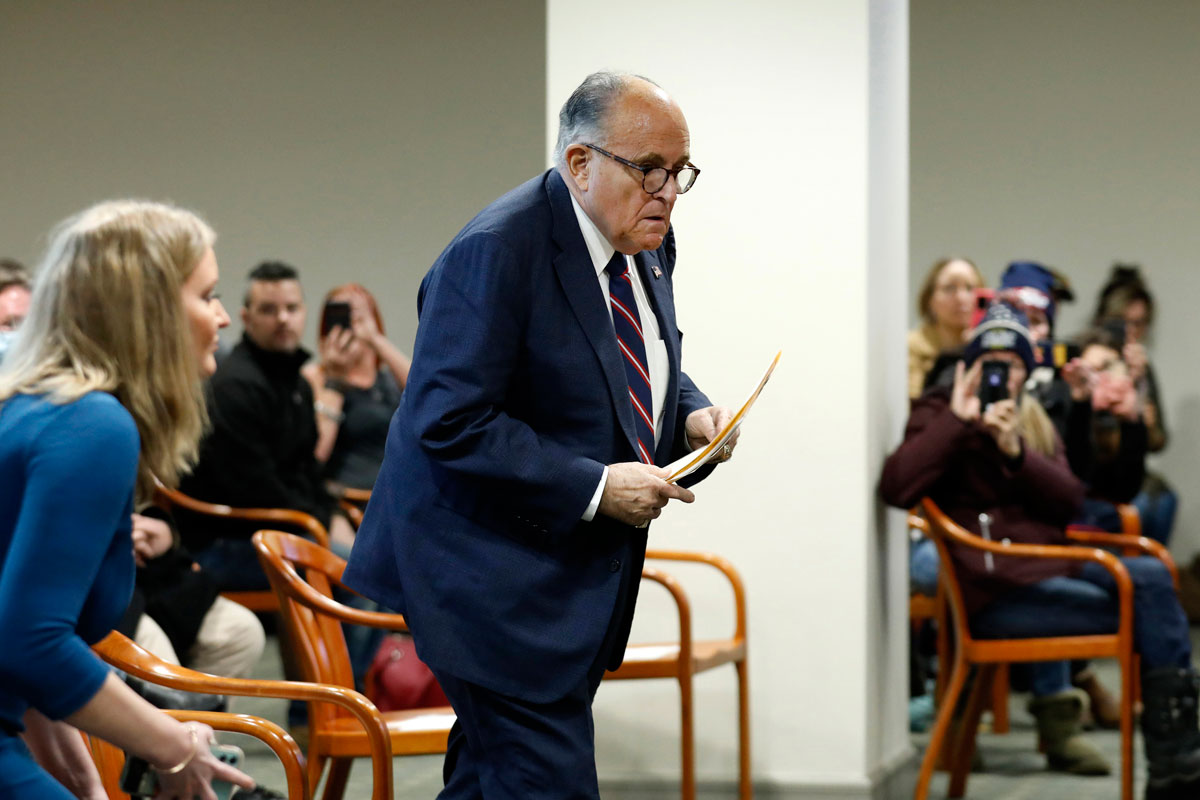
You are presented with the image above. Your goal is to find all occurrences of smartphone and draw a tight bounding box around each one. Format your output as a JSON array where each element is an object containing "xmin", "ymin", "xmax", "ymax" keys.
[
  {"xmin": 978, "ymin": 360, "xmax": 1010, "ymax": 408},
  {"xmin": 119, "ymin": 743, "xmax": 244, "ymax": 800},
  {"xmin": 321, "ymin": 300, "xmax": 352, "ymax": 336}
]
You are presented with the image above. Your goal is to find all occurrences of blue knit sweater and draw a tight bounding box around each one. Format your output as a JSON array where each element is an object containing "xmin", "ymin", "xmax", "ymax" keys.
[{"xmin": 0, "ymin": 391, "xmax": 137, "ymax": 731}]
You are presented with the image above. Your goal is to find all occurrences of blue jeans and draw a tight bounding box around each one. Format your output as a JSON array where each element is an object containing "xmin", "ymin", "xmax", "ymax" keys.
[
  {"xmin": 972, "ymin": 557, "xmax": 1192, "ymax": 680},
  {"xmin": 909, "ymin": 536, "xmax": 1072, "ymax": 696},
  {"xmin": 1134, "ymin": 486, "xmax": 1178, "ymax": 546}
]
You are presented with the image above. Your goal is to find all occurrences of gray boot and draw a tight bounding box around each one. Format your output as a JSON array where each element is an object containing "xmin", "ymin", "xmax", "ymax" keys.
[
  {"xmin": 1141, "ymin": 667, "xmax": 1200, "ymax": 800},
  {"xmin": 1028, "ymin": 689, "xmax": 1112, "ymax": 775}
]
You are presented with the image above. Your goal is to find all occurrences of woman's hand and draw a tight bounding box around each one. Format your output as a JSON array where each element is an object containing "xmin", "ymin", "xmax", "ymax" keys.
[
  {"xmin": 130, "ymin": 513, "xmax": 173, "ymax": 567},
  {"xmin": 982, "ymin": 398, "xmax": 1022, "ymax": 459},
  {"xmin": 950, "ymin": 360, "xmax": 982, "ymax": 423},
  {"xmin": 1123, "ymin": 341, "xmax": 1148, "ymax": 384},
  {"xmin": 154, "ymin": 722, "xmax": 255, "ymax": 800},
  {"xmin": 318, "ymin": 325, "xmax": 357, "ymax": 379},
  {"xmin": 347, "ymin": 291, "xmax": 384, "ymax": 352},
  {"xmin": 1061, "ymin": 357, "xmax": 1095, "ymax": 402}
]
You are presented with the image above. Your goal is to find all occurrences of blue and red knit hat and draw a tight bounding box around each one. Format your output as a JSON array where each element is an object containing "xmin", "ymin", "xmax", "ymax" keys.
[
  {"xmin": 964, "ymin": 301, "xmax": 1036, "ymax": 372},
  {"xmin": 999, "ymin": 261, "xmax": 1057, "ymax": 333}
]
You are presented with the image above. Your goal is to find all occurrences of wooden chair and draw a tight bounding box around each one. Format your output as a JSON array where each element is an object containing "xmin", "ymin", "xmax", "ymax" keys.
[
  {"xmin": 332, "ymin": 486, "xmax": 372, "ymax": 529},
  {"xmin": 94, "ymin": 630, "xmax": 393, "ymax": 800},
  {"xmin": 604, "ymin": 549, "xmax": 750, "ymax": 800},
  {"xmin": 153, "ymin": 485, "xmax": 330, "ymax": 612},
  {"xmin": 916, "ymin": 497, "xmax": 1137, "ymax": 800},
  {"xmin": 252, "ymin": 529, "xmax": 454, "ymax": 800},
  {"xmin": 912, "ymin": 502, "xmax": 1178, "ymax": 742},
  {"xmin": 85, "ymin": 709, "xmax": 308, "ymax": 800}
]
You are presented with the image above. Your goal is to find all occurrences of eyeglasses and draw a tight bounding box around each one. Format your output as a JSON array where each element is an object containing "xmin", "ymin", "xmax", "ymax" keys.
[{"xmin": 584, "ymin": 144, "xmax": 700, "ymax": 195}]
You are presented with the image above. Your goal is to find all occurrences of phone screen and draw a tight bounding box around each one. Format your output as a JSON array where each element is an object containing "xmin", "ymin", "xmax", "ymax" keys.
[{"xmin": 978, "ymin": 360, "xmax": 1010, "ymax": 408}]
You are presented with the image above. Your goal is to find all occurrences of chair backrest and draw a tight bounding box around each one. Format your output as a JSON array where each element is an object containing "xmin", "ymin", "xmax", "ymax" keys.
[
  {"xmin": 154, "ymin": 485, "xmax": 330, "ymax": 547},
  {"xmin": 253, "ymin": 529, "xmax": 359, "ymax": 727}
]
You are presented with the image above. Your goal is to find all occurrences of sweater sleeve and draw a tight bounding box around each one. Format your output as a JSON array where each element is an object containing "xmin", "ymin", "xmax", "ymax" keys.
[
  {"xmin": 879, "ymin": 391, "xmax": 973, "ymax": 510},
  {"xmin": 0, "ymin": 396, "xmax": 139, "ymax": 720}
]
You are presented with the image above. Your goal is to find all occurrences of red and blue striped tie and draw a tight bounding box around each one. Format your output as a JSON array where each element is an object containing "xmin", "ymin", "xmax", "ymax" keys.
[{"xmin": 606, "ymin": 253, "xmax": 655, "ymax": 464}]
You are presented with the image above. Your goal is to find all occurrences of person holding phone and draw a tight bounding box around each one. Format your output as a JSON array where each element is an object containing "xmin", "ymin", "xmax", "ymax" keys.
[
  {"xmin": 0, "ymin": 201, "xmax": 254, "ymax": 799},
  {"xmin": 303, "ymin": 284, "xmax": 411, "ymax": 491},
  {"xmin": 881, "ymin": 301, "xmax": 1200, "ymax": 795}
]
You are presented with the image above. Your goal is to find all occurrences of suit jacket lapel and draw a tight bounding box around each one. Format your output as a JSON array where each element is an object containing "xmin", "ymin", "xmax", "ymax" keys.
[{"xmin": 546, "ymin": 172, "xmax": 640, "ymax": 454}]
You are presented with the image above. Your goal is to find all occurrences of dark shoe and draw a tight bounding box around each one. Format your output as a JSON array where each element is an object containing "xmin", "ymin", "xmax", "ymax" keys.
[
  {"xmin": 233, "ymin": 786, "xmax": 287, "ymax": 799},
  {"xmin": 1141, "ymin": 667, "xmax": 1200, "ymax": 799},
  {"xmin": 1074, "ymin": 667, "xmax": 1122, "ymax": 729},
  {"xmin": 1028, "ymin": 689, "xmax": 1111, "ymax": 775}
]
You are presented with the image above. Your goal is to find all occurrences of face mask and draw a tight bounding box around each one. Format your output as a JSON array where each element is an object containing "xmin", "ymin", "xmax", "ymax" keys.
[{"xmin": 0, "ymin": 329, "xmax": 16, "ymax": 363}]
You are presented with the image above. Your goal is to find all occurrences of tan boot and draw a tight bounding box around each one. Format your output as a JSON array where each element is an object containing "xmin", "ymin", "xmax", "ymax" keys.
[
  {"xmin": 1029, "ymin": 689, "xmax": 1112, "ymax": 775},
  {"xmin": 1073, "ymin": 667, "xmax": 1122, "ymax": 729}
]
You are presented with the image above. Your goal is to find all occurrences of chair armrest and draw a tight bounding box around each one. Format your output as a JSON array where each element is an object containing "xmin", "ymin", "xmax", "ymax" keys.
[
  {"xmin": 908, "ymin": 512, "xmax": 930, "ymax": 536},
  {"xmin": 265, "ymin": 553, "xmax": 410, "ymax": 633},
  {"xmin": 163, "ymin": 710, "xmax": 307, "ymax": 800},
  {"xmin": 644, "ymin": 549, "xmax": 747, "ymax": 643},
  {"xmin": 155, "ymin": 486, "xmax": 330, "ymax": 548},
  {"xmin": 1065, "ymin": 529, "xmax": 1179, "ymax": 590},
  {"xmin": 338, "ymin": 500, "xmax": 364, "ymax": 529},
  {"xmin": 94, "ymin": 632, "xmax": 392, "ymax": 800},
  {"xmin": 337, "ymin": 487, "xmax": 373, "ymax": 506}
]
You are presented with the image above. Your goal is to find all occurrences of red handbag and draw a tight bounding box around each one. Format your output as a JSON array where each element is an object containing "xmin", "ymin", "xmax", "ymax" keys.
[{"xmin": 365, "ymin": 634, "xmax": 450, "ymax": 711}]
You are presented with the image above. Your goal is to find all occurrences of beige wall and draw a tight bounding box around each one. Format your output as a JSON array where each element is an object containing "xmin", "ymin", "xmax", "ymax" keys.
[
  {"xmin": 549, "ymin": 1, "xmax": 911, "ymax": 792},
  {"xmin": 911, "ymin": 0, "xmax": 1200, "ymax": 556},
  {"xmin": 1, "ymin": 0, "xmax": 546, "ymax": 355}
]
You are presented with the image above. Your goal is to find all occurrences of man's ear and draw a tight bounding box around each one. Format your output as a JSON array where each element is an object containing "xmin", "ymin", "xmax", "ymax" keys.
[
  {"xmin": 240, "ymin": 306, "xmax": 249, "ymax": 328},
  {"xmin": 563, "ymin": 144, "xmax": 591, "ymax": 191}
]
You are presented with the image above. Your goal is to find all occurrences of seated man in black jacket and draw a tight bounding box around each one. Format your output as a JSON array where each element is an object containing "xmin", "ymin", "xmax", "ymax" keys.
[{"xmin": 179, "ymin": 261, "xmax": 354, "ymax": 590}]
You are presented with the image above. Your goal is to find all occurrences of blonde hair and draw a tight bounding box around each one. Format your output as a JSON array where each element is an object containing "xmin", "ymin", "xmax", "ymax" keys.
[
  {"xmin": 0, "ymin": 200, "xmax": 215, "ymax": 503},
  {"xmin": 1017, "ymin": 389, "xmax": 1058, "ymax": 458}
]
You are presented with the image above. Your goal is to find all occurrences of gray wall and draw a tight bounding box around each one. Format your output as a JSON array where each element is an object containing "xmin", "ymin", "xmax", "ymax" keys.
[
  {"xmin": 1, "ymin": 0, "xmax": 546, "ymax": 355},
  {"xmin": 911, "ymin": 0, "xmax": 1200, "ymax": 556}
]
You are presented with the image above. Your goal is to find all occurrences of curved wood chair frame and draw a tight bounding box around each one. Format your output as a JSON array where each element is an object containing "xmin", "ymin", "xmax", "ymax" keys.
[
  {"xmin": 87, "ymin": 709, "xmax": 307, "ymax": 800},
  {"xmin": 153, "ymin": 485, "xmax": 330, "ymax": 612},
  {"xmin": 916, "ymin": 497, "xmax": 1137, "ymax": 800},
  {"xmin": 605, "ymin": 549, "xmax": 750, "ymax": 800},
  {"xmin": 253, "ymin": 530, "xmax": 453, "ymax": 800},
  {"xmin": 94, "ymin": 631, "xmax": 393, "ymax": 800},
  {"xmin": 333, "ymin": 486, "xmax": 372, "ymax": 529}
]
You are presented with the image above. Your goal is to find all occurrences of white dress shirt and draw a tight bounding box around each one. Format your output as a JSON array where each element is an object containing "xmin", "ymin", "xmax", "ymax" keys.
[{"xmin": 569, "ymin": 194, "xmax": 670, "ymax": 521}]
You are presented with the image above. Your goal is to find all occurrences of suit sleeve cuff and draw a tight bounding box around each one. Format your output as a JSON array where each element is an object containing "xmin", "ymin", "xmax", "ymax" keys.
[{"xmin": 582, "ymin": 466, "xmax": 609, "ymax": 522}]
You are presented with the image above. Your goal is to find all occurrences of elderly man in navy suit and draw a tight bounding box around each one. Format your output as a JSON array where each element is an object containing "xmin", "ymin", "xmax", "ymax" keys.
[{"xmin": 345, "ymin": 71, "xmax": 735, "ymax": 799}]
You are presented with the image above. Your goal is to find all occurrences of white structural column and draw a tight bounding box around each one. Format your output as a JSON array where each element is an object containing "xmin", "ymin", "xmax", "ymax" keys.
[{"xmin": 547, "ymin": 1, "xmax": 912, "ymax": 797}]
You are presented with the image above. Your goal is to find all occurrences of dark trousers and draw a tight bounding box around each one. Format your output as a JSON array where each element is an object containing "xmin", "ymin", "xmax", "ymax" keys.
[
  {"xmin": 432, "ymin": 547, "xmax": 638, "ymax": 800},
  {"xmin": 972, "ymin": 556, "xmax": 1192, "ymax": 672}
]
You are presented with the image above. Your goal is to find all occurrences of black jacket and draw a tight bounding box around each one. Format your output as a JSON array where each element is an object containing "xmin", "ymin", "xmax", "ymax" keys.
[{"xmin": 178, "ymin": 335, "xmax": 332, "ymax": 550}]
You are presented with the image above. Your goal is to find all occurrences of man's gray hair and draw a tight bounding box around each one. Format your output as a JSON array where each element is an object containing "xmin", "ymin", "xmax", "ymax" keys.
[{"xmin": 553, "ymin": 71, "xmax": 659, "ymax": 168}]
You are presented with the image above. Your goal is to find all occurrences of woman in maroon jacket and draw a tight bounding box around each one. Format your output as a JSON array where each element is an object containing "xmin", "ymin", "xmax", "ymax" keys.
[{"xmin": 882, "ymin": 302, "xmax": 1199, "ymax": 800}]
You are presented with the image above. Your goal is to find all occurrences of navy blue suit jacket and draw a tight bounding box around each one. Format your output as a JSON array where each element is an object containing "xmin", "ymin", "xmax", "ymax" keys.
[{"xmin": 344, "ymin": 169, "xmax": 712, "ymax": 703}]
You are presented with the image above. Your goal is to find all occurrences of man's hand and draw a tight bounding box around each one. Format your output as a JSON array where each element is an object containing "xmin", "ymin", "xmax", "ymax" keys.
[
  {"xmin": 598, "ymin": 463, "xmax": 695, "ymax": 527},
  {"xmin": 950, "ymin": 360, "xmax": 982, "ymax": 422},
  {"xmin": 982, "ymin": 398, "xmax": 1022, "ymax": 459},
  {"xmin": 130, "ymin": 513, "xmax": 174, "ymax": 567},
  {"xmin": 685, "ymin": 406, "xmax": 737, "ymax": 459}
]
